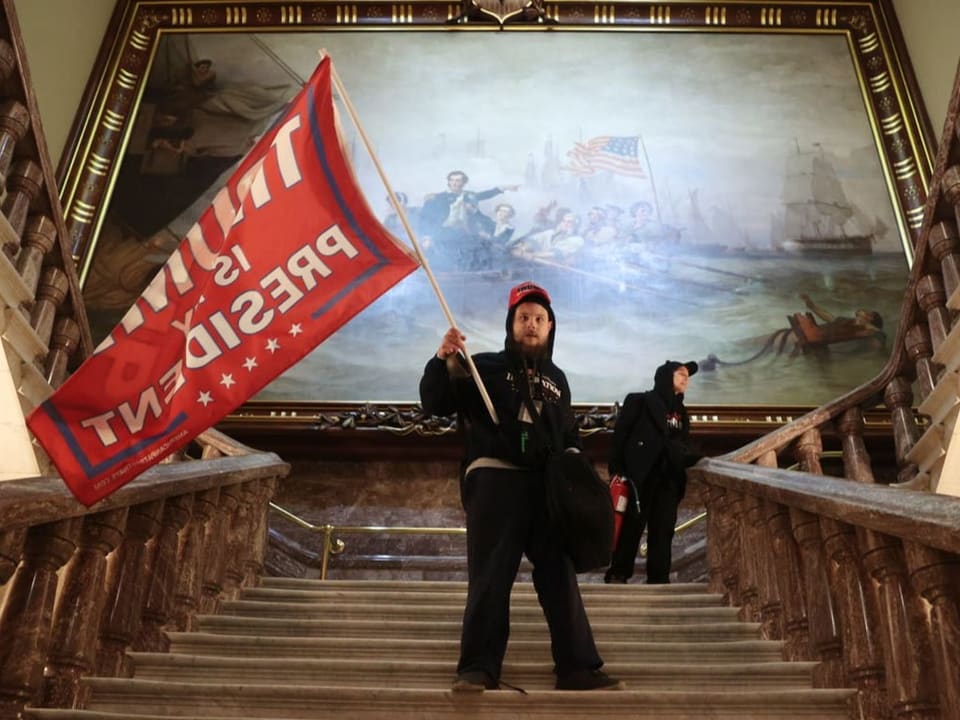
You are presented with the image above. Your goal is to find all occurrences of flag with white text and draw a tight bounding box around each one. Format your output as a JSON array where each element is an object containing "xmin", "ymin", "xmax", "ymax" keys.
[
  {"xmin": 564, "ymin": 136, "xmax": 645, "ymax": 178},
  {"xmin": 27, "ymin": 57, "xmax": 419, "ymax": 506}
]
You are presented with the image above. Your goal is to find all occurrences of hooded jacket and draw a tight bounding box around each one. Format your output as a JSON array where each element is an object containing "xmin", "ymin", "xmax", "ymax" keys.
[
  {"xmin": 608, "ymin": 361, "xmax": 698, "ymax": 489},
  {"xmin": 419, "ymin": 294, "xmax": 580, "ymax": 474}
]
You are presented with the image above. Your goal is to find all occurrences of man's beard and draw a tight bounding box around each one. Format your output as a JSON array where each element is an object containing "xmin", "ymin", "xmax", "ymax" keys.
[{"xmin": 516, "ymin": 337, "xmax": 549, "ymax": 360}]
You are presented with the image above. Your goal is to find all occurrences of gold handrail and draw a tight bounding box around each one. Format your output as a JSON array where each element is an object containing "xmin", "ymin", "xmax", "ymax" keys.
[
  {"xmin": 270, "ymin": 502, "xmax": 466, "ymax": 579},
  {"xmin": 639, "ymin": 511, "xmax": 707, "ymax": 558},
  {"xmin": 783, "ymin": 449, "xmax": 844, "ymax": 472},
  {"xmin": 271, "ymin": 503, "xmax": 708, "ymax": 577}
]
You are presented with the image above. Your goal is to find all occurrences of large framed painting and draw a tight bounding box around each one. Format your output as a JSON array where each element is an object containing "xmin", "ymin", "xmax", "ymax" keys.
[{"xmin": 59, "ymin": 0, "xmax": 931, "ymax": 437}]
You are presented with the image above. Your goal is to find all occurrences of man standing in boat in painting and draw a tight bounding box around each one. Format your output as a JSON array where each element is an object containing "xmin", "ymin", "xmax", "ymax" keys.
[
  {"xmin": 419, "ymin": 170, "xmax": 518, "ymax": 269},
  {"xmin": 419, "ymin": 171, "xmax": 517, "ymax": 240},
  {"xmin": 785, "ymin": 293, "xmax": 885, "ymax": 356}
]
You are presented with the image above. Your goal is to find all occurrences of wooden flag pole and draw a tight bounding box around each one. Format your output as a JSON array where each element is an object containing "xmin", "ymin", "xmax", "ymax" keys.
[{"xmin": 323, "ymin": 52, "xmax": 500, "ymax": 425}]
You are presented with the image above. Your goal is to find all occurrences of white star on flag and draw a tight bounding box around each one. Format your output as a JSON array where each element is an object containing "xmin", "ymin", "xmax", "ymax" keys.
[
  {"xmin": 198, "ymin": 391, "xmax": 213, "ymax": 407},
  {"xmin": 243, "ymin": 357, "xmax": 258, "ymax": 371},
  {"xmin": 220, "ymin": 373, "xmax": 236, "ymax": 388},
  {"xmin": 289, "ymin": 323, "xmax": 303, "ymax": 336},
  {"xmin": 266, "ymin": 338, "xmax": 280, "ymax": 353}
]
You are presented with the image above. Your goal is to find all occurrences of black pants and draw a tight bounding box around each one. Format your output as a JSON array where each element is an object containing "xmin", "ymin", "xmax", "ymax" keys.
[
  {"xmin": 457, "ymin": 466, "xmax": 603, "ymax": 680},
  {"xmin": 606, "ymin": 473, "xmax": 682, "ymax": 584}
]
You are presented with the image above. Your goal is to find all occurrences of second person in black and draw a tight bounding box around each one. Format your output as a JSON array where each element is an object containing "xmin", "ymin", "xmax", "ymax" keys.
[{"xmin": 605, "ymin": 360, "xmax": 701, "ymax": 584}]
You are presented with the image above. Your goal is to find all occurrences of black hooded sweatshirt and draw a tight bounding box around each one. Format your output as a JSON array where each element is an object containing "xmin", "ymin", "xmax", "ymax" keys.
[
  {"xmin": 608, "ymin": 361, "xmax": 697, "ymax": 489},
  {"xmin": 419, "ymin": 300, "xmax": 581, "ymax": 473}
]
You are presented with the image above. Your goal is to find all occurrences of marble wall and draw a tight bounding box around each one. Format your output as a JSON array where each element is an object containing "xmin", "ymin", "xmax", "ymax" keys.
[{"xmin": 267, "ymin": 459, "xmax": 708, "ymax": 584}]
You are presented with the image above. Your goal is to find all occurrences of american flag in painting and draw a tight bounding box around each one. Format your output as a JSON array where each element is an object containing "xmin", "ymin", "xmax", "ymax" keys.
[{"xmin": 565, "ymin": 135, "xmax": 645, "ymax": 178}]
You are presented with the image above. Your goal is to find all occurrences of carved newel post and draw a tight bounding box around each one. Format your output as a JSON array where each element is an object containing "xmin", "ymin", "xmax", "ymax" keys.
[
  {"xmin": 926, "ymin": 220, "xmax": 960, "ymax": 302},
  {"xmin": 0, "ymin": 39, "xmax": 16, "ymax": 84},
  {"xmin": 884, "ymin": 377, "xmax": 920, "ymax": 485},
  {"xmin": 0, "ymin": 99, "xmax": 29, "ymax": 182},
  {"xmin": 744, "ymin": 493, "xmax": 782, "ymax": 639},
  {"xmin": 765, "ymin": 500, "xmax": 811, "ymax": 661},
  {"xmin": 790, "ymin": 507, "xmax": 845, "ymax": 688},
  {"xmin": 859, "ymin": 533, "xmax": 939, "ymax": 719},
  {"xmin": 1, "ymin": 158, "xmax": 43, "ymax": 236},
  {"xmin": 0, "ymin": 528, "xmax": 25, "ymax": 585},
  {"xmin": 45, "ymin": 317, "xmax": 81, "ymax": 387},
  {"xmin": 903, "ymin": 543, "xmax": 960, "ymax": 719},
  {"xmin": 244, "ymin": 478, "xmax": 278, "ymax": 586},
  {"xmin": 794, "ymin": 428, "xmax": 823, "ymax": 475},
  {"xmin": 15, "ymin": 214, "xmax": 57, "ymax": 297},
  {"xmin": 135, "ymin": 494, "xmax": 194, "ymax": 653},
  {"xmin": 199, "ymin": 487, "xmax": 240, "ymax": 614},
  {"xmin": 0, "ymin": 518, "xmax": 81, "ymax": 716},
  {"xmin": 837, "ymin": 408, "xmax": 877, "ymax": 484},
  {"xmin": 30, "ymin": 266, "xmax": 68, "ymax": 350},
  {"xmin": 42, "ymin": 508, "xmax": 129, "ymax": 709},
  {"xmin": 819, "ymin": 515, "xmax": 888, "ymax": 720},
  {"xmin": 903, "ymin": 324, "xmax": 938, "ymax": 402},
  {"xmin": 96, "ymin": 500, "xmax": 164, "ymax": 677},
  {"xmin": 168, "ymin": 488, "xmax": 219, "ymax": 632},
  {"xmin": 943, "ymin": 166, "xmax": 960, "ymax": 232},
  {"xmin": 915, "ymin": 274, "xmax": 950, "ymax": 355}
]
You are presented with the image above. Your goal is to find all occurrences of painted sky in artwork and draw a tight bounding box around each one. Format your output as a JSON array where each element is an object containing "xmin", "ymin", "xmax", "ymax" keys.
[{"xmin": 90, "ymin": 29, "xmax": 908, "ymax": 405}]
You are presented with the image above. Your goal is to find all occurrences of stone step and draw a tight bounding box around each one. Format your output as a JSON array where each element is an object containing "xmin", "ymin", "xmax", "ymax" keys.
[
  {"xmin": 167, "ymin": 633, "xmax": 786, "ymax": 664},
  {"xmin": 218, "ymin": 599, "xmax": 740, "ymax": 622},
  {"xmin": 196, "ymin": 614, "xmax": 759, "ymax": 641},
  {"xmin": 38, "ymin": 680, "xmax": 853, "ymax": 719},
  {"xmin": 238, "ymin": 587, "xmax": 725, "ymax": 607},
  {"xmin": 258, "ymin": 578, "xmax": 710, "ymax": 594},
  {"xmin": 128, "ymin": 653, "xmax": 819, "ymax": 690}
]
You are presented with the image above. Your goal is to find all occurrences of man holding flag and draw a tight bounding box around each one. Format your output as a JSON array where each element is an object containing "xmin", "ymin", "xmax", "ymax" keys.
[{"xmin": 28, "ymin": 56, "xmax": 419, "ymax": 507}]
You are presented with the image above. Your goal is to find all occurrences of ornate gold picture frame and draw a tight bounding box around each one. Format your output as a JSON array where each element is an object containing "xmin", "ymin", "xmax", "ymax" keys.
[{"xmin": 58, "ymin": 0, "xmax": 931, "ymax": 439}]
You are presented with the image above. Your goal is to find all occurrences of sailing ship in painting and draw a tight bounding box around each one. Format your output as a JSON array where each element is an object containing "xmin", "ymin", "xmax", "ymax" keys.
[{"xmin": 775, "ymin": 143, "xmax": 876, "ymax": 257}]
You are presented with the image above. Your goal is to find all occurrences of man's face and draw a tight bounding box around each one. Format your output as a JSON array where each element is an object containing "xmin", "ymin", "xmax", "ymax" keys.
[
  {"xmin": 447, "ymin": 173, "xmax": 467, "ymax": 193},
  {"xmin": 512, "ymin": 301, "xmax": 552, "ymax": 352},
  {"xmin": 558, "ymin": 213, "xmax": 576, "ymax": 232},
  {"xmin": 673, "ymin": 366, "xmax": 690, "ymax": 394}
]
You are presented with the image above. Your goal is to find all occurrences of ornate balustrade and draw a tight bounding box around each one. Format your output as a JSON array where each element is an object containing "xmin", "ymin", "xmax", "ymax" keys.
[
  {"xmin": 0, "ymin": 430, "xmax": 289, "ymax": 718},
  {"xmin": 0, "ymin": 2, "xmax": 92, "ymax": 478},
  {"xmin": 691, "ymin": 457, "xmax": 960, "ymax": 720},
  {"xmin": 688, "ymin": 62, "xmax": 960, "ymax": 720},
  {"xmin": 716, "ymin": 62, "xmax": 960, "ymax": 496}
]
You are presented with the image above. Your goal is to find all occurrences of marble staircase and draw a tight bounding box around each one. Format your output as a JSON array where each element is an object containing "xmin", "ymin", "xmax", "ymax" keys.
[{"xmin": 25, "ymin": 577, "xmax": 853, "ymax": 719}]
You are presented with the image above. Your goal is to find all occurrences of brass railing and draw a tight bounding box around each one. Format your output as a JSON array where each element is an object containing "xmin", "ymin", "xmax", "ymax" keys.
[
  {"xmin": 270, "ymin": 503, "xmax": 466, "ymax": 579},
  {"xmin": 640, "ymin": 511, "xmax": 707, "ymax": 558},
  {"xmin": 270, "ymin": 502, "xmax": 708, "ymax": 578}
]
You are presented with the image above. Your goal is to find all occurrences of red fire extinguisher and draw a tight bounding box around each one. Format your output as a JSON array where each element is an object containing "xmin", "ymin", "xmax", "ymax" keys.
[{"xmin": 609, "ymin": 475, "xmax": 630, "ymax": 550}]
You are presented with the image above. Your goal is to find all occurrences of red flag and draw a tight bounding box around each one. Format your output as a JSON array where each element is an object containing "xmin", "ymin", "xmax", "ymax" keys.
[{"xmin": 28, "ymin": 57, "xmax": 419, "ymax": 506}]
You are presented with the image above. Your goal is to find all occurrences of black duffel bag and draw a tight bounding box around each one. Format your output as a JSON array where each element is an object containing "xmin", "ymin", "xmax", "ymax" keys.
[
  {"xmin": 515, "ymin": 380, "xmax": 614, "ymax": 573},
  {"xmin": 544, "ymin": 450, "xmax": 615, "ymax": 573}
]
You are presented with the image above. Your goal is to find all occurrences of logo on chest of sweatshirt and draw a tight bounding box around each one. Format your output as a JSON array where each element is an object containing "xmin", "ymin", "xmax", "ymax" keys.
[
  {"xmin": 666, "ymin": 411, "xmax": 682, "ymax": 430},
  {"xmin": 507, "ymin": 370, "xmax": 561, "ymax": 404}
]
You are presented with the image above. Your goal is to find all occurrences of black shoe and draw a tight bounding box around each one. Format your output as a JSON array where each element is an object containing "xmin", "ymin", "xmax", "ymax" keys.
[
  {"xmin": 604, "ymin": 573, "xmax": 628, "ymax": 584},
  {"xmin": 555, "ymin": 668, "xmax": 625, "ymax": 691},
  {"xmin": 452, "ymin": 670, "xmax": 497, "ymax": 692}
]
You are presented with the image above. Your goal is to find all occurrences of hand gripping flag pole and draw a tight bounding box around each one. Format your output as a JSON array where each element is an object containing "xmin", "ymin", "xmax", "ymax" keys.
[{"xmin": 325, "ymin": 52, "xmax": 500, "ymax": 426}]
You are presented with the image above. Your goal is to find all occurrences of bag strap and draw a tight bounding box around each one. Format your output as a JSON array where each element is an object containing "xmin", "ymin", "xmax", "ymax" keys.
[{"xmin": 516, "ymin": 365, "xmax": 554, "ymax": 454}]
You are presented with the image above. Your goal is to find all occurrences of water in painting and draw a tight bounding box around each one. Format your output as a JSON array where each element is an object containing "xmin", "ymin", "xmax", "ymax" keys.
[{"xmin": 81, "ymin": 30, "xmax": 909, "ymax": 407}]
